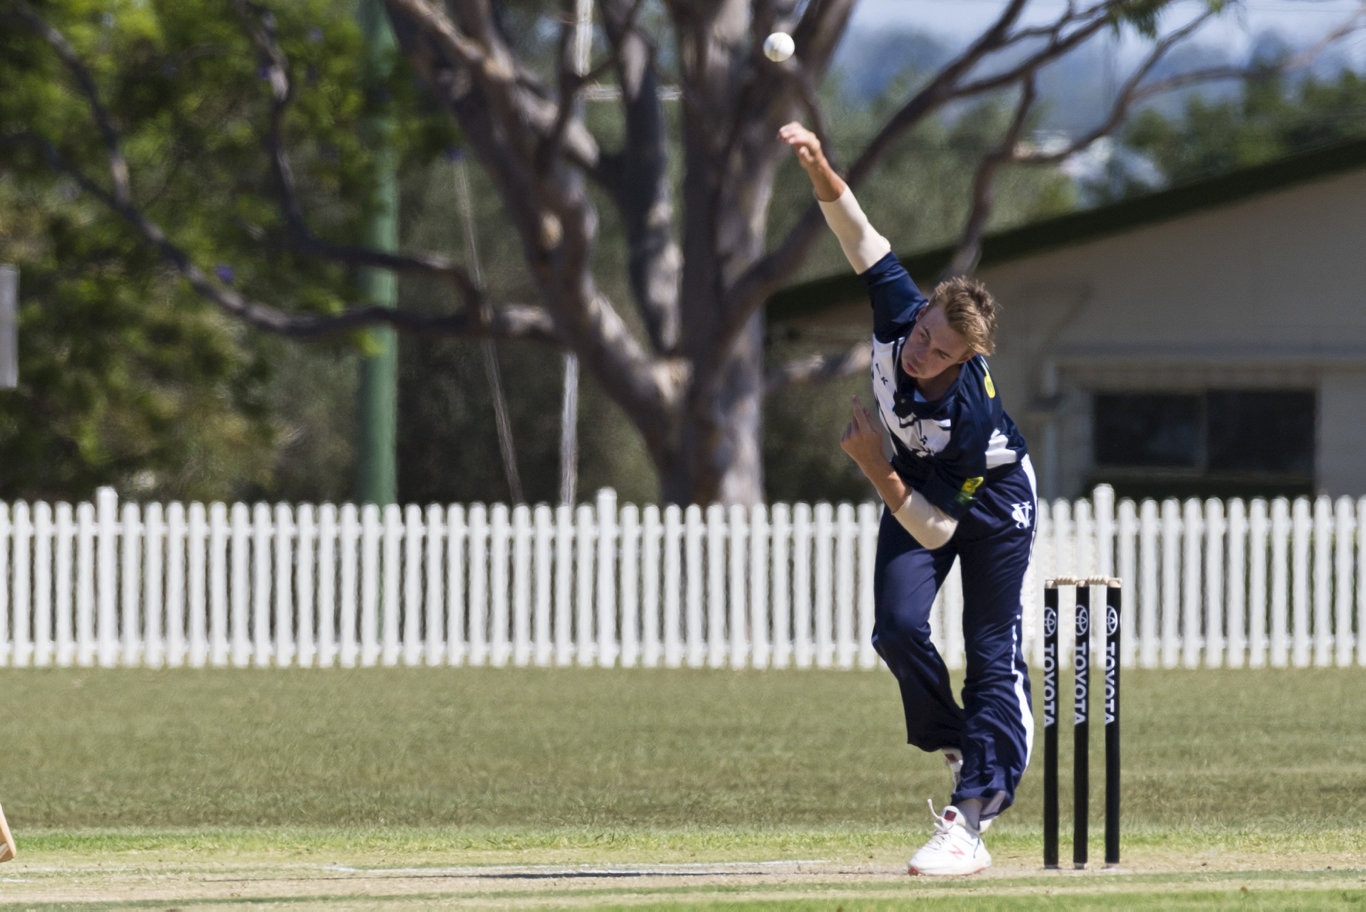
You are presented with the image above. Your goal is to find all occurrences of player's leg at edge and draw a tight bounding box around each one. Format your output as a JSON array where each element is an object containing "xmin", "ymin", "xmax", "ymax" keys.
[{"xmin": 0, "ymin": 803, "xmax": 16, "ymax": 863}]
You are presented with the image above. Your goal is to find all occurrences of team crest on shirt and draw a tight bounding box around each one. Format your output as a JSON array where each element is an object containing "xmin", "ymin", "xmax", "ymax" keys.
[{"xmin": 1010, "ymin": 501, "xmax": 1034, "ymax": 530}]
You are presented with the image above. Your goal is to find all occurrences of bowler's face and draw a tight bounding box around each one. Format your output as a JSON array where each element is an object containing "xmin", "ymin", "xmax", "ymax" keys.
[{"xmin": 900, "ymin": 305, "xmax": 971, "ymax": 381}]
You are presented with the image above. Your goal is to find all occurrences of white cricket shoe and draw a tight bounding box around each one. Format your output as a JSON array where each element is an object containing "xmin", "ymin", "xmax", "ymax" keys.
[{"xmin": 907, "ymin": 801, "xmax": 991, "ymax": 876}]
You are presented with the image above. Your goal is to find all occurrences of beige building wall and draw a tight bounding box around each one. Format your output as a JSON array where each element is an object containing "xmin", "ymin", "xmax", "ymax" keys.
[
  {"xmin": 976, "ymin": 168, "xmax": 1366, "ymax": 499},
  {"xmin": 1319, "ymin": 373, "xmax": 1366, "ymax": 497}
]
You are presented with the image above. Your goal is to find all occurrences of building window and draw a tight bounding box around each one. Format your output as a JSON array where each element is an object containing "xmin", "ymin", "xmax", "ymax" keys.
[{"xmin": 1090, "ymin": 389, "xmax": 1315, "ymax": 499}]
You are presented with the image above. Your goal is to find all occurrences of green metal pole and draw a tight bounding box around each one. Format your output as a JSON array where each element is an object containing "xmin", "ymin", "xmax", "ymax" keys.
[
  {"xmin": 355, "ymin": 0, "xmax": 399, "ymax": 506},
  {"xmin": 0, "ymin": 265, "xmax": 17, "ymax": 389}
]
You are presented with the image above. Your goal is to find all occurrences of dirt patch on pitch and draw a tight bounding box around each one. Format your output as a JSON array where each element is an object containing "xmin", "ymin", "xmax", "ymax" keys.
[{"xmin": 3, "ymin": 851, "xmax": 1362, "ymax": 909}]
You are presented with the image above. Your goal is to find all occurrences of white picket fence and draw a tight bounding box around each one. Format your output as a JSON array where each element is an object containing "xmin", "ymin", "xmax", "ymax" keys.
[{"xmin": 0, "ymin": 486, "xmax": 1363, "ymax": 670}]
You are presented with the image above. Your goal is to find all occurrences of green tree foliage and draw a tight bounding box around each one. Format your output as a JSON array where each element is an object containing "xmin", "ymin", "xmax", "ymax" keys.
[
  {"xmin": 0, "ymin": 0, "xmax": 458, "ymax": 503},
  {"xmin": 9, "ymin": 0, "xmax": 1353, "ymax": 507},
  {"xmin": 1102, "ymin": 68, "xmax": 1366, "ymax": 195},
  {"xmin": 0, "ymin": 1, "xmax": 353, "ymax": 500},
  {"xmin": 0, "ymin": 180, "xmax": 274, "ymax": 501}
]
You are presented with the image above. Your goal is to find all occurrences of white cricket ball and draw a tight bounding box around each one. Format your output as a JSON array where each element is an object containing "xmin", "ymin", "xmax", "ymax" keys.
[{"xmin": 763, "ymin": 31, "xmax": 795, "ymax": 62}]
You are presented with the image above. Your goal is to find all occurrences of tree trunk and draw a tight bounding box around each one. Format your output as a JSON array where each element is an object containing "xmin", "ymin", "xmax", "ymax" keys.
[
  {"xmin": 712, "ymin": 312, "xmax": 766, "ymax": 505},
  {"xmin": 663, "ymin": 309, "xmax": 766, "ymax": 506}
]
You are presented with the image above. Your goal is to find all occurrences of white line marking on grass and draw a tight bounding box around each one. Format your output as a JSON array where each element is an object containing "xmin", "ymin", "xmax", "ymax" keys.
[{"xmin": 321, "ymin": 860, "xmax": 835, "ymax": 877}]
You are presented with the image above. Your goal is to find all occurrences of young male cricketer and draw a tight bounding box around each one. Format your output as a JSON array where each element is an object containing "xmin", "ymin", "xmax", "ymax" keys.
[{"xmin": 779, "ymin": 122, "xmax": 1038, "ymax": 876}]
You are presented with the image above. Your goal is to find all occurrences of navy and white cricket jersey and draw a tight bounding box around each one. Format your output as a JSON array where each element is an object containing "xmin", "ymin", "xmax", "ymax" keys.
[
  {"xmin": 861, "ymin": 251, "xmax": 1028, "ymax": 520},
  {"xmin": 858, "ymin": 249, "xmax": 1038, "ymax": 821}
]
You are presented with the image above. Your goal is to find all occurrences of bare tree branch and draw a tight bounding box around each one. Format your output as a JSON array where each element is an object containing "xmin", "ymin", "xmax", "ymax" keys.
[
  {"xmin": 1008, "ymin": 3, "xmax": 1366, "ymax": 169},
  {"xmin": 230, "ymin": 0, "xmax": 490, "ymax": 301},
  {"xmin": 384, "ymin": 0, "xmax": 683, "ymax": 458},
  {"xmin": 541, "ymin": 0, "xmax": 648, "ymax": 186},
  {"xmin": 764, "ymin": 340, "xmax": 869, "ymax": 392},
  {"xmin": 13, "ymin": 0, "xmax": 132, "ymax": 205},
  {"xmin": 762, "ymin": 0, "xmax": 1366, "ymax": 390},
  {"xmin": 540, "ymin": 1, "xmax": 590, "ymax": 178},
  {"xmin": 597, "ymin": 0, "xmax": 683, "ymax": 353},
  {"xmin": 744, "ymin": 0, "xmax": 1131, "ymax": 312},
  {"xmin": 8, "ymin": 3, "xmax": 559, "ymax": 342},
  {"xmin": 2, "ymin": 131, "xmax": 559, "ymax": 340},
  {"xmin": 709, "ymin": 0, "xmax": 855, "ymax": 355},
  {"xmin": 943, "ymin": 75, "xmax": 1040, "ymax": 279}
]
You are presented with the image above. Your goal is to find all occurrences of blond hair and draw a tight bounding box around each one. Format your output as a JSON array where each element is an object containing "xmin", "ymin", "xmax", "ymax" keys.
[{"xmin": 929, "ymin": 276, "xmax": 998, "ymax": 357}]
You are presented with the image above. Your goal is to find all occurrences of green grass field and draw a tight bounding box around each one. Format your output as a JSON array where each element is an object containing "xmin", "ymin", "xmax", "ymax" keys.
[{"xmin": 1, "ymin": 665, "xmax": 1363, "ymax": 909}]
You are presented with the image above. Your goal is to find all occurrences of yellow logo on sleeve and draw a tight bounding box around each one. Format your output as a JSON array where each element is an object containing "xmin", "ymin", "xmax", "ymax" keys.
[
  {"xmin": 956, "ymin": 476, "xmax": 985, "ymax": 505},
  {"xmin": 983, "ymin": 366, "xmax": 996, "ymax": 399}
]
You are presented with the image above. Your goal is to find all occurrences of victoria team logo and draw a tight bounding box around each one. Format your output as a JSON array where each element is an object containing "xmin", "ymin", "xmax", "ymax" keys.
[{"xmin": 1010, "ymin": 501, "xmax": 1033, "ymax": 530}]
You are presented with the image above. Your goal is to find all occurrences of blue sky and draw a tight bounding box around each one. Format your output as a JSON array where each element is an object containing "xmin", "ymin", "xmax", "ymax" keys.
[{"xmin": 848, "ymin": 0, "xmax": 1366, "ymax": 61}]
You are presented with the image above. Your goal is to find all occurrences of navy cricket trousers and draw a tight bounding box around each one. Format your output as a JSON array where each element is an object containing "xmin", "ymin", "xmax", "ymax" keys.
[{"xmin": 871, "ymin": 457, "xmax": 1038, "ymax": 822}]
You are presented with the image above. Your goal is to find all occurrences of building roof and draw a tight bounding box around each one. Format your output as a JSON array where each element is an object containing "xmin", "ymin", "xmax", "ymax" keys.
[{"xmin": 766, "ymin": 136, "xmax": 1366, "ymax": 325}]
